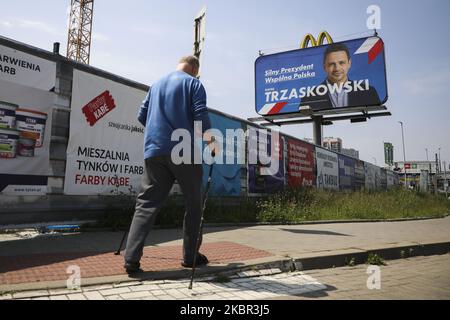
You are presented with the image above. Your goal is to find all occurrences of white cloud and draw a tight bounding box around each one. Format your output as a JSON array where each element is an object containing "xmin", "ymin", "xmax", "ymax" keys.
[
  {"xmin": 92, "ymin": 32, "xmax": 108, "ymax": 42},
  {"xmin": 129, "ymin": 25, "xmax": 165, "ymax": 37},
  {"xmin": 1, "ymin": 21, "xmax": 12, "ymax": 28},
  {"xmin": 403, "ymin": 67, "xmax": 450, "ymax": 96},
  {"xmin": 1, "ymin": 18, "xmax": 64, "ymax": 36}
]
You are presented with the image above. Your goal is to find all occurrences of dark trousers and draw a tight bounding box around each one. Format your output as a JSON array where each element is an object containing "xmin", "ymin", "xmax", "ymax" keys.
[{"xmin": 124, "ymin": 155, "xmax": 203, "ymax": 264}]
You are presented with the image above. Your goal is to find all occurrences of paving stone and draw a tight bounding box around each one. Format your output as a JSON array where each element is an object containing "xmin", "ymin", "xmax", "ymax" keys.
[
  {"xmin": 120, "ymin": 291, "xmax": 152, "ymax": 300},
  {"xmin": 99, "ymin": 287, "xmax": 131, "ymax": 296},
  {"xmin": 67, "ymin": 293, "xmax": 87, "ymax": 300},
  {"xmin": 83, "ymin": 291, "xmax": 105, "ymax": 300},
  {"xmin": 12, "ymin": 290, "xmax": 49, "ymax": 299}
]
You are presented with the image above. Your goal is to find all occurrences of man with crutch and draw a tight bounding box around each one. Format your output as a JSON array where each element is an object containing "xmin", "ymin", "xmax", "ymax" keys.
[{"xmin": 122, "ymin": 56, "xmax": 213, "ymax": 274}]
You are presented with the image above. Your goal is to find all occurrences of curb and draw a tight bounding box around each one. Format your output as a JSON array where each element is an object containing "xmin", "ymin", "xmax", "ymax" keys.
[{"xmin": 1, "ymin": 241, "xmax": 449, "ymax": 295}]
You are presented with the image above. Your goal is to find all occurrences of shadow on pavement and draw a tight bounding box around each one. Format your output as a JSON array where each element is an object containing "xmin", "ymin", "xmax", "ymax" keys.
[{"xmin": 280, "ymin": 228, "xmax": 353, "ymax": 237}]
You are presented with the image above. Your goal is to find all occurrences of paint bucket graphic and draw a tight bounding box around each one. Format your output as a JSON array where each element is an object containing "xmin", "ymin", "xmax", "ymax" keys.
[
  {"xmin": 15, "ymin": 109, "xmax": 48, "ymax": 148},
  {"xmin": 0, "ymin": 128, "xmax": 19, "ymax": 159},
  {"xmin": 0, "ymin": 101, "xmax": 18, "ymax": 129},
  {"xmin": 18, "ymin": 136, "xmax": 36, "ymax": 157}
]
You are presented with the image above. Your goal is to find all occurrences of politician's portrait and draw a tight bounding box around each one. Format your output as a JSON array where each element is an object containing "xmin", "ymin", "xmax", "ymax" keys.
[{"xmin": 301, "ymin": 43, "xmax": 381, "ymax": 111}]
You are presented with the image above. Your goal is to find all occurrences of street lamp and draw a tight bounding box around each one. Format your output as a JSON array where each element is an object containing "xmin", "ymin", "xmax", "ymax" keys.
[
  {"xmin": 438, "ymin": 147, "xmax": 442, "ymax": 173},
  {"xmin": 399, "ymin": 121, "xmax": 407, "ymax": 189}
]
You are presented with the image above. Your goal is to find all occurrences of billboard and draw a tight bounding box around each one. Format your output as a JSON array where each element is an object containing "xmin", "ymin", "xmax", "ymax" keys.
[
  {"xmin": 380, "ymin": 168, "xmax": 387, "ymax": 190},
  {"xmin": 0, "ymin": 44, "xmax": 56, "ymax": 195},
  {"xmin": 64, "ymin": 69, "xmax": 147, "ymax": 195},
  {"xmin": 315, "ymin": 147, "xmax": 339, "ymax": 191},
  {"xmin": 255, "ymin": 36, "xmax": 387, "ymax": 115},
  {"xmin": 248, "ymin": 127, "xmax": 284, "ymax": 194},
  {"xmin": 365, "ymin": 162, "xmax": 380, "ymax": 191},
  {"xmin": 354, "ymin": 160, "xmax": 365, "ymax": 191},
  {"xmin": 338, "ymin": 154, "xmax": 356, "ymax": 191},
  {"xmin": 202, "ymin": 112, "xmax": 244, "ymax": 197},
  {"xmin": 286, "ymin": 138, "xmax": 315, "ymax": 188},
  {"xmin": 384, "ymin": 142, "xmax": 394, "ymax": 166}
]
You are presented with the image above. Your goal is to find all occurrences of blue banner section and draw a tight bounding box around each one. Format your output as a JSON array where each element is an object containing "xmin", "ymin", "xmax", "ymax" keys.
[
  {"xmin": 338, "ymin": 154, "xmax": 356, "ymax": 191},
  {"xmin": 255, "ymin": 36, "xmax": 387, "ymax": 115},
  {"xmin": 202, "ymin": 112, "xmax": 243, "ymax": 197},
  {"xmin": 247, "ymin": 128, "xmax": 285, "ymax": 194}
]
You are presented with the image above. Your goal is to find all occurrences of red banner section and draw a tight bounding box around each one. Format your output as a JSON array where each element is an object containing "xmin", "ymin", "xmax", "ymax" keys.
[
  {"xmin": 287, "ymin": 138, "xmax": 316, "ymax": 188},
  {"xmin": 82, "ymin": 91, "xmax": 116, "ymax": 127}
]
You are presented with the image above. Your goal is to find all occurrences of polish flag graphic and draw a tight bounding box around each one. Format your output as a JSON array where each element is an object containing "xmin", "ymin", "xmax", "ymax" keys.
[
  {"xmin": 259, "ymin": 102, "xmax": 288, "ymax": 115},
  {"xmin": 354, "ymin": 37, "xmax": 384, "ymax": 64}
]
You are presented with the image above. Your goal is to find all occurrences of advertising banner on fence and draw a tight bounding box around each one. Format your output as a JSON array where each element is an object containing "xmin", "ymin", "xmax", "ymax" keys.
[
  {"xmin": 0, "ymin": 45, "xmax": 56, "ymax": 195},
  {"xmin": 386, "ymin": 169, "xmax": 395, "ymax": 188},
  {"xmin": 338, "ymin": 154, "xmax": 355, "ymax": 191},
  {"xmin": 380, "ymin": 168, "xmax": 387, "ymax": 190},
  {"xmin": 315, "ymin": 147, "xmax": 339, "ymax": 191},
  {"xmin": 64, "ymin": 69, "xmax": 147, "ymax": 195},
  {"xmin": 0, "ymin": 44, "xmax": 56, "ymax": 91},
  {"xmin": 354, "ymin": 160, "xmax": 365, "ymax": 191},
  {"xmin": 364, "ymin": 162, "xmax": 380, "ymax": 190},
  {"xmin": 286, "ymin": 138, "xmax": 315, "ymax": 188},
  {"xmin": 248, "ymin": 127, "xmax": 284, "ymax": 194},
  {"xmin": 255, "ymin": 36, "xmax": 387, "ymax": 116},
  {"xmin": 203, "ymin": 112, "xmax": 244, "ymax": 196}
]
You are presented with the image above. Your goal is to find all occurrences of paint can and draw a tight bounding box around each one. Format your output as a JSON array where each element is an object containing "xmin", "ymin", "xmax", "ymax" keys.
[
  {"xmin": 0, "ymin": 128, "xmax": 19, "ymax": 159},
  {"xmin": 15, "ymin": 108, "xmax": 48, "ymax": 148},
  {"xmin": 0, "ymin": 101, "xmax": 18, "ymax": 129},
  {"xmin": 18, "ymin": 136, "xmax": 36, "ymax": 157}
]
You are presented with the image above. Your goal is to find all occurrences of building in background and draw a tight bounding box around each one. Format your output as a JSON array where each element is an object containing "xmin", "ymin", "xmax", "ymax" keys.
[
  {"xmin": 394, "ymin": 161, "xmax": 439, "ymax": 191},
  {"xmin": 342, "ymin": 148, "xmax": 360, "ymax": 159},
  {"xmin": 323, "ymin": 137, "xmax": 342, "ymax": 153}
]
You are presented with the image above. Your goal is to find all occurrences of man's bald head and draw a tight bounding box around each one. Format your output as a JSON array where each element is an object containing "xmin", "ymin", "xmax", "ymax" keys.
[{"xmin": 177, "ymin": 55, "xmax": 200, "ymax": 77}]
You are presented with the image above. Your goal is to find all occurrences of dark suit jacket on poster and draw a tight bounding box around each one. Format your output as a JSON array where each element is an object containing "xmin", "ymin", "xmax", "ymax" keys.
[{"xmin": 300, "ymin": 80, "xmax": 381, "ymax": 112}]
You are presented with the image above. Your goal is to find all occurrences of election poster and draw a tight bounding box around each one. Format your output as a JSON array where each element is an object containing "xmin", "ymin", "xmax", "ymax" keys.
[
  {"xmin": 248, "ymin": 126, "xmax": 284, "ymax": 194},
  {"xmin": 386, "ymin": 169, "xmax": 395, "ymax": 189},
  {"xmin": 354, "ymin": 159, "xmax": 366, "ymax": 191},
  {"xmin": 0, "ymin": 44, "xmax": 56, "ymax": 195},
  {"xmin": 338, "ymin": 154, "xmax": 355, "ymax": 191},
  {"xmin": 364, "ymin": 162, "xmax": 380, "ymax": 191},
  {"xmin": 64, "ymin": 69, "xmax": 147, "ymax": 195},
  {"xmin": 203, "ymin": 112, "xmax": 244, "ymax": 197},
  {"xmin": 255, "ymin": 36, "xmax": 387, "ymax": 115},
  {"xmin": 315, "ymin": 147, "xmax": 339, "ymax": 191},
  {"xmin": 380, "ymin": 168, "xmax": 388, "ymax": 190},
  {"xmin": 286, "ymin": 138, "xmax": 315, "ymax": 188}
]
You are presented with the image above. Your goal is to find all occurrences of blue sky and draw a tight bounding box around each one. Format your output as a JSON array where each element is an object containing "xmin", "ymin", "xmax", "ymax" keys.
[{"xmin": 1, "ymin": 0, "xmax": 449, "ymax": 167}]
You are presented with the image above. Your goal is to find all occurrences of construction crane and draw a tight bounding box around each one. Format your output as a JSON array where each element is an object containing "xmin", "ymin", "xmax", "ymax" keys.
[{"xmin": 66, "ymin": 0, "xmax": 94, "ymax": 64}]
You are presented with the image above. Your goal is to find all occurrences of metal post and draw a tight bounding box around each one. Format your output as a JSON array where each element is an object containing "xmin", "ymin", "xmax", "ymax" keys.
[
  {"xmin": 399, "ymin": 122, "xmax": 407, "ymax": 189},
  {"xmin": 438, "ymin": 148, "xmax": 442, "ymax": 173},
  {"xmin": 444, "ymin": 161, "xmax": 448, "ymax": 198},
  {"xmin": 313, "ymin": 116, "xmax": 323, "ymax": 146}
]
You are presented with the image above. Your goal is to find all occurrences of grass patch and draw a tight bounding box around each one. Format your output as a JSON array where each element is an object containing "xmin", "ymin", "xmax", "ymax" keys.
[
  {"xmin": 83, "ymin": 187, "xmax": 449, "ymax": 230},
  {"xmin": 256, "ymin": 187, "xmax": 450, "ymax": 223},
  {"xmin": 366, "ymin": 253, "xmax": 386, "ymax": 266}
]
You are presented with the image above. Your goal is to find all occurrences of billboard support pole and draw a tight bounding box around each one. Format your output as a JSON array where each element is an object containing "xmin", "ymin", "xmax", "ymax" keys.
[
  {"xmin": 313, "ymin": 116, "xmax": 323, "ymax": 146},
  {"xmin": 301, "ymin": 32, "xmax": 333, "ymax": 147}
]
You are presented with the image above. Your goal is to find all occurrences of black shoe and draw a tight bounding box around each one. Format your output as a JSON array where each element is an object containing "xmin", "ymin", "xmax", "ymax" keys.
[
  {"xmin": 182, "ymin": 253, "xmax": 209, "ymax": 268},
  {"xmin": 124, "ymin": 261, "xmax": 142, "ymax": 274}
]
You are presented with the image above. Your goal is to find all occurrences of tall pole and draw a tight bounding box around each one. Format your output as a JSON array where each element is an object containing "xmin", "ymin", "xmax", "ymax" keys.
[
  {"xmin": 438, "ymin": 148, "xmax": 442, "ymax": 173},
  {"xmin": 399, "ymin": 121, "xmax": 407, "ymax": 189},
  {"xmin": 444, "ymin": 161, "xmax": 448, "ymax": 198},
  {"xmin": 426, "ymin": 148, "xmax": 432, "ymax": 190}
]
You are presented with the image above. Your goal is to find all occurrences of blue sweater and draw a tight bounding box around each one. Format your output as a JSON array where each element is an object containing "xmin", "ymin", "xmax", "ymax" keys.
[{"xmin": 138, "ymin": 71, "xmax": 211, "ymax": 160}]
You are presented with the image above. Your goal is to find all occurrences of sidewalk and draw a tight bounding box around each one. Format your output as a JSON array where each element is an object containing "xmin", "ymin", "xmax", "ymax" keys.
[{"xmin": 1, "ymin": 216, "xmax": 449, "ymax": 293}]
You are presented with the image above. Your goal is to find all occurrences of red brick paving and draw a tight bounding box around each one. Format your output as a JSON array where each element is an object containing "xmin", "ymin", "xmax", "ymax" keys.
[{"xmin": 0, "ymin": 242, "xmax": 272, "ymax": 285}]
